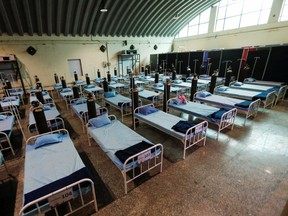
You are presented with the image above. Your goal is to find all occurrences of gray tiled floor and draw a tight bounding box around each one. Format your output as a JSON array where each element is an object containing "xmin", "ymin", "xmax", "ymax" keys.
[{"xmin": 3, "ymin": 91, "xmax": 288, "ymax": 216}]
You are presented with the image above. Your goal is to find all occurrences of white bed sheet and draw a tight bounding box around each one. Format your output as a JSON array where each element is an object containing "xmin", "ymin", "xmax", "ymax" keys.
[
  {"xmin": 88, "ymin": 120, "xmax": 153, "ymax": 169},
  {"xmin": 24, "ymin": 134, "xmax": 85, "ymax": 196}
]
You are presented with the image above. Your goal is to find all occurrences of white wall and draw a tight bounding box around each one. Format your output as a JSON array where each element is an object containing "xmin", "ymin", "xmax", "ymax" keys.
[
  {"xmin": 173, "ymin": 21, "xmax": 288, "ymax": 51},
  {"xmin": 0, "ymin": 36, "xmax": 173, "ymax": 87}
]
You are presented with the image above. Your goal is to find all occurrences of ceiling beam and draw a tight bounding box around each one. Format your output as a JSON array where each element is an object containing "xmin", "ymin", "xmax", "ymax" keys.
[
  {"xmin": 105, "ymin": 0, "xmax": 126, "ymax": 36},
  {"xmin": 34, "ymin": 0, "xmax": 43, "ymax": 36},
  {"xmin": 133, "ymin": 1, "xmax": 161, "ymax": 37},
  {"xmin": 56, "ymin": 0, "xmax": 63, "ymax": 36},
  {"xmin": 99, "ymin": 0, "xmax": 121, "ymax": 36},
  {"xmin": 87, "ymin": 1, "xmax": 101, "ymax": 36},
  {"xmin": 72, "ymin": 0, "xmax": 84, "ymax": 36},
  {"xmin": 138, "ymin": 0, "xmax": 172, "ymax": 37},
  {"xmin": 10, "ymin": 0, "xmax": 24, "ymax": 36},
  {"xmin": 0, "ymin": 0, "xmax": 13, "ymax": 35},
  {"xmin": 64, "ymin": 0, "xmax": 74, "ymax": 36},
  {"xmin": 118, "ymin": 1, "xmax": 142, "ymax": 37},
  {"xmin": 79, "ymin": 0, "xmax": 93, "ymax": 36},
  {"xmin": 129, "ymin": 0, "xmax": 158, "ymax": 37},
  {"xmin": 47, "ymin": 0, "xmax": 52, "ymax": 36},
  {"xmin": 23, "ymin": 0, "xmax": 34, "ymax": 35},
  {"xmin": 112, "ymin": 2, "xmax": 135, "ymax": 37}
]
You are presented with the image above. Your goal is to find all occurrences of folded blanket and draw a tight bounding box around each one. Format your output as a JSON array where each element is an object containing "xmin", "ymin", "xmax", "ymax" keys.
[
  {"xmin": 209, "ymin": 108, "xmax": 229, "ymax": 119},
  {"xmin": 252, "ymin": 92, "xmax": 268, "ymax": 101},
  {"xmin": 172, "ymin": 120, "xmax": 197, "ymax": 133},
  {"xmin": 234, "ymin": 100, "xmax": 252, "ymax": 108},
  {"xmin": 115, "ymin": 141, "xmax": 154, "ymax": 163}
]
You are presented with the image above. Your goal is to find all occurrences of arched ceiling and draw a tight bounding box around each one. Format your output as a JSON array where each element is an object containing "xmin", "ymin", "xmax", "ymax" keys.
[{"xmin": 0, "ymin": 0, "xmax": 219, "ymax": 37}]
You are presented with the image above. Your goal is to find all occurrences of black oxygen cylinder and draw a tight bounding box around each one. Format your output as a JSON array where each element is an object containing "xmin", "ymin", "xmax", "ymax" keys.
[
  {"xmin": 114, "ymin": 68, "xmax": 117, "ymax": 76},
  {"xmin": 35, "ymin": 90, "xmax": 45, "ymax": 104},
  {"xmin": 86, "ymin": 75, "xmax": 90, "ymax": 85},
  {"xmin": 5, "ymin": 80, "xmax": 12, "ymax": 89},
  {"xmin": 145, "ymin": 68, "xmax": 148, "ymax": 76},
  {"xmin": 155, "ymin": 73, "xmax": 159, "ymax": 83},
  {"xmin": 190, "ymin": 75, "xmax": 198, "ymax": 101},
  {"xmin": 4, "ymin": 87, "xmax": 9, "ymax": 97},
  {"xmin": 130, "ymin": 76, "xmax": 135, "ymax": 89},
  {"xmin": 163, "ymin": 81, "xmax": 171, "ymax": 112},
  {"xmin": 0, "ymin": 103, "xmax": 4, "ymax": 112},
  {"xmin": 32, "ymin": 107, "xmax": 49, "ymax": 134},
  {"xmin": 141, "ymin": 65, "xmax": 145, "ymax": 73},
  {"xmin": 72, "ymin": 86, "xmax": 80, "ymax": 98},
  {"xmin": 54, "ymin": 74, "xmax": 59, "ymax": 84},
  {"xmin": 74, "ymin": 72, "xmax": 78, "ymax": 81},
  {"xmin": 87, "ymin": 97, "xmax": 97, "ymax": 119},
  {"xmin": 225, "ymin": 71, "xmax": 232, "ymax": 86},
  {"xmin": 97, "ymin": 69, "xmax": 101, "ymax": 78},
  {"xmin": 131, "ymin": 88, "xmax": 139, "ymax": 127},
  {"xmin": 172, "ymin": 71, "xmax": 176, "ymax": 80},
  {"xmin": 107, "ymin": 72, "xmax": 111, "ymax": 82},
  {"xmin": 36, "ymin": 82, "xmax": 43, "ymax": 90},
  {"xmin": 209, "ymin": 73, "xmax": 217, "ymax": 94},
  {"xmin": 103, "ymin": 79, "xmax": 109, "ymax": 92},
  {"xmin": 61, "ymin": 78, "xmax": 67, "ymax": 89}
]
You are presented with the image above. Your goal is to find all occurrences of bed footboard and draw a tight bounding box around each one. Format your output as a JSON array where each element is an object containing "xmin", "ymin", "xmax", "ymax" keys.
[
  {"xmin": 183, "ymin": 121, "xmax": 208, "ymax": 159},
  {"xmin": 217, "ymin": 108, "xmax": 237, "ymax": 140},
  {"xmin": 122, "ymin": 143, "xmax": 163, "ymax": 194},
  {"xmin": 263, "ymin": 91, "xmax": 276, "ymax": 109},
  {"xmin": 275, "ymin": 85, "xmax": 287, "ymax": 105},
  {"xmin": 245, "ymin": 99, "xmax": 261, "ymax": 125},
  {"xmin": 19, "ymin": 178, "xmax": 97, "ymax": 216}
]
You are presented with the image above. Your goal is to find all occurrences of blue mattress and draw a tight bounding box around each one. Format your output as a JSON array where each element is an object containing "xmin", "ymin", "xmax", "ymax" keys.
[
  {"xmin": 23, "ymin": 134, "xmax": 91, "ymax": 206},
  {"xmin": 83, "ymin": 85, "xmax": 103, "ymax": 94},
  {"xmin": 230, "ymin": 83, "xmax": 277, "ymax": 92}
]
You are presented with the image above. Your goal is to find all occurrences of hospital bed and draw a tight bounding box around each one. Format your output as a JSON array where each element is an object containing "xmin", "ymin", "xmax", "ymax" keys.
[
  {"xmin": 0, "ymin": 111, "xmax": 15, "ymax": 156},
  {"xmin": 103, "ymin": 92, "xmax": 141, "ymax": 121},
  {"xmin": 0, "ymin": 96, "xmax": 20, "ymax": 111},
  {"xmin": 70, "ymin": 98, "xmax": 108, "ymax": 132},
  {"xmin": 28, "ymin": 103, "xmax": 64, "ymax": 133},
  {"xmin": 171, "ymin": 80, "xmax": 207, "ymax": 92},
  {"xmin": 214, "ymin": 85, "xmax": 276, "ymax": 109},
  {"xmin": 229, "ymin": 81, "xmax": 287, "ymax": 105},
  {"xmin": 151, "ymin": 83, "xmax": 184, "ymax": 96},
  {"xmin": 30, "ymin": 90, "xmax": 53, "ymax": 104},
  {"xmin": 86, "ymin": 114, "xmax": 163, "ymax": 194},
  {"xmin": 108, "ymin": 81, "xmax": 129, "ymax": 93},
  {"xmin": 133, "ymin": 104, "xmax": 208, "ymax": 159},
  {"xmin": 19, "ymin": 129, "xmax": 97, "ymax": 215},
  {"xmin": 193, "ymin": 91, "xmax": 261, "ymax": 125},
  {"xmin": 5, "ymin": 88, "xmax": 25, "ymax": 104},
  {"xmin": 167, "ymin": 98, "xmax": 237, "ymax": 140},
  {"xmin": 243, "ymin": 78, "xmax": 286, "ymax": 87},
  {"xmin": 83, "ymin": 85, "xmax": 104, "ymax": 99},
  {"xmin": 138, "ymin": 88, "xmax": 163, "ymax": 106}
]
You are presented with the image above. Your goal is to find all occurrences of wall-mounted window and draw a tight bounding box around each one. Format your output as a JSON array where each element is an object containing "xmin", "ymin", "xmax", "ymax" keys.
[
  {"xmin": 214, "ymin": 0, "xmax": 273, "ymax": 32},
  {"xmin": 279, "ymin": 0, "xmax": 288, "ymax": 21},
  {"xmin": 176, "ymin": 7, "xmax": 211, "ymax": 38}
]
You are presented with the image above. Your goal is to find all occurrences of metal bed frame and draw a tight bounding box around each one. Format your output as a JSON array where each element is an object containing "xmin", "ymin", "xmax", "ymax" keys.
[
  {"xmin": 86, "ymin": 115, "xmax": 163, "ymax": 194},
  {"xmin": 133, "ymin": 104, "xmax": 208, "ymax": 159},
  {"xmin": 193, "ymin": 91, "xmax": 261, "ymax": 126},
  {"xmin": 166, "ymin": 98, "xmax": 237, "ymax": 140},
  {"xmin": 19, "ymin": 129, "xmax": 98, "ymax": 216}
]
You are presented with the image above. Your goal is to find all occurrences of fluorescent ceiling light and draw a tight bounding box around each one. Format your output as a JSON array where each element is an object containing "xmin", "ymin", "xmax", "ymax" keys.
[{"xmin": 100, "ymin": 8, "xmax": 108, "ymax": 12}]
